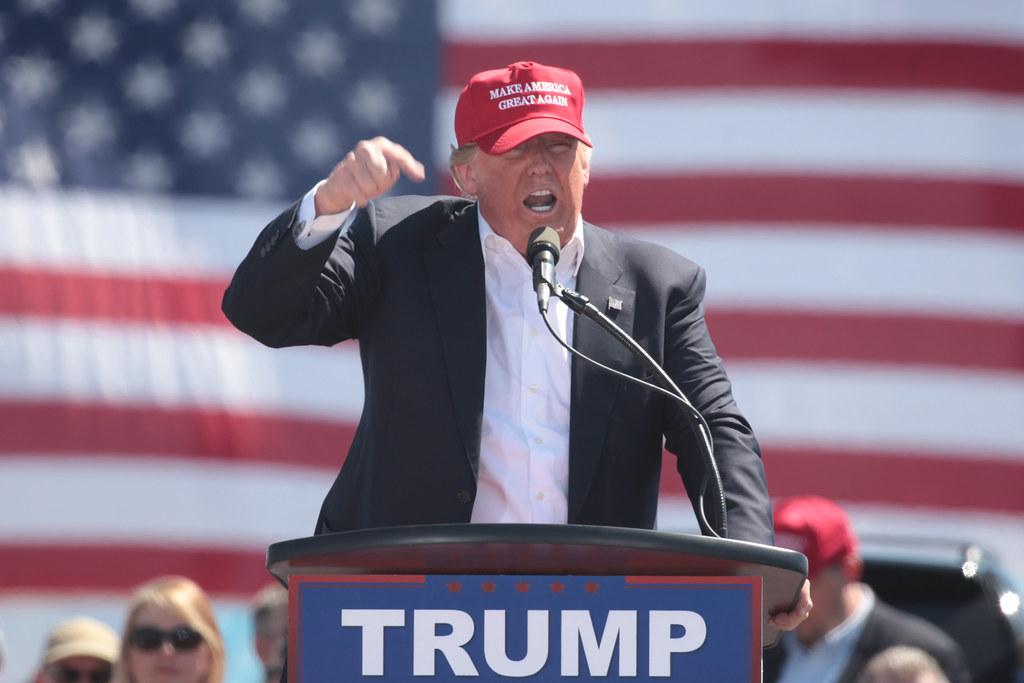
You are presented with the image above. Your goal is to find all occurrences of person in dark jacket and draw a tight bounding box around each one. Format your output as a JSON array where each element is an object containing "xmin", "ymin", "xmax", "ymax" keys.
[
  {"xmin": 223, "ymin": 60, "xmax": 811, "ymax": 631},
  {"xmin": 764, "ymin": 495, "xmax": 970, "ymax": 683}
]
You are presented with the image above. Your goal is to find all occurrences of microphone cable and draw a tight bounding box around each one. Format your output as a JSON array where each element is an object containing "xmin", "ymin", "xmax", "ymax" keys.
[{"xmin": 539, "ymin": 283, "xmax": 728, "ymax": 539}]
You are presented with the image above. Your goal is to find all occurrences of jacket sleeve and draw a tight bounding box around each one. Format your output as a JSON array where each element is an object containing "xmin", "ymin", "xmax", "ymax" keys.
[
  {"xmin": 661, "ymin": 262, "xmax": 774, "ymax": 545},
  {"xmin": 221, "ymin": 200, "xmax": 379, "ymax": 349}
]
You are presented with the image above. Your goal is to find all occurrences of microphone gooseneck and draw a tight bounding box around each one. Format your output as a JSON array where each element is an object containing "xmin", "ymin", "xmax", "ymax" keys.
[
  {"xmin": 526, "ymin": 227, "xmax": 560, "ymax": 314},
  {"xmin": 523, "ymin": 230, "xmax": 729, "ymax": 538},
  {"xmin": 552, "ymin": 288, "xmax": 728, "ymax": 538}
]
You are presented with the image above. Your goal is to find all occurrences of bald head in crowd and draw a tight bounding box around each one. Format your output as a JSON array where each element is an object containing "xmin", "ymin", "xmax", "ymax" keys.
[
  {"xmin": 251, "ymin": 583, "xmax": 288, "ymax": 682},
  {"xmin": 859, "ymin": 645, "xmax": 950, "ymax": 683}
]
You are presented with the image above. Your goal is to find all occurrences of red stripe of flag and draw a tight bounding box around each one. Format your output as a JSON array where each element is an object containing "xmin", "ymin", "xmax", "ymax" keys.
[
  {"xmin": 445, "ymin": 40, "xmax": 1024, "ymax": 96},
  {"xmin": 0, "ymin": 544, "xmax": 273, "ymax": 596},
  {"xmin": 706, "ymin": 309, "xmax": 1024, "ymax": 372},
  {"xmin": 0, "ymin": 401, "xmax": 354, "ymax": 469},
  {"xmin": 581, "ymin": 174, "xmax": 1024, "ymax": 231},
  {"xmin": 762, "ymin": 447, "xmax": 1024, "ymax": 513},
  {"xmin": 0, "ymin": 266, "xmax": 232, "ymax": 327},
  {"xmin": 661, "ymin": 448, "xmax": 1024, "ymax": 514}
]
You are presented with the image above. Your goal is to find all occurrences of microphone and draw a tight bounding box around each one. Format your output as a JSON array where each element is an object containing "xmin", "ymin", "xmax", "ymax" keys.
[{"xmin": 526, "ymin": 227, "xmax": 560, "ymax": 314}]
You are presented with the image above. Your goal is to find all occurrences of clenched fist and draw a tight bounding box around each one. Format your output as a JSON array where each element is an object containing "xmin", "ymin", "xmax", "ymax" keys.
[{"xmin": 314, "ymin": 137, "xmax": 426, "ymax": 216}]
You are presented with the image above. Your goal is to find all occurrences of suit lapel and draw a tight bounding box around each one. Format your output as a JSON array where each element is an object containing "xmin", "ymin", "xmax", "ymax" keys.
[
  {"xmin": 424, "ymin": 209, "xmax": 487, "ymax": 474},
  {"xmin": 567, "ymin": 224, "xmax": 636, "ymax": 522}
]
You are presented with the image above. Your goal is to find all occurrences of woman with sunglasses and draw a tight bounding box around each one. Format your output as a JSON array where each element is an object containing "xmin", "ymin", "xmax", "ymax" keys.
[{"xmin": 118, "ymin": 576, "xmax": 225, "ymax": 683}]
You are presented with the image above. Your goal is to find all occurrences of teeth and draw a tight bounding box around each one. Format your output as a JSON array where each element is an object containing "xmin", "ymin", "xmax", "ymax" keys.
[{"xmin": 524, "ymin": 189, "xmax": 555, "ymax": 212}]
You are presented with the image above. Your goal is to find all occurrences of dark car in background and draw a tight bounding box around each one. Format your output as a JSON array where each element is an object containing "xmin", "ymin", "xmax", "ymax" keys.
[{"xmin": 861, "ymin": 538, "xmax": 1024, "ymax": 683}]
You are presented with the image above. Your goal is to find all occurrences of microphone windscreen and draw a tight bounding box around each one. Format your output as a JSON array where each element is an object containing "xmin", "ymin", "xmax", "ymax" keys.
[{"xmin": 526, "ymin": 226, "xmax": 561, "ymax": 263}]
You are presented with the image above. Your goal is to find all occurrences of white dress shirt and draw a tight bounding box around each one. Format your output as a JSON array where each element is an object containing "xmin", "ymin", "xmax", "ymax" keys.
[
  {"xmin": 471, "ymin": 212, "xmax": 582, "ymax": 523},
  {"xmin": 292, "ymin": 188, "xmax": 584, "ymax": 523}
]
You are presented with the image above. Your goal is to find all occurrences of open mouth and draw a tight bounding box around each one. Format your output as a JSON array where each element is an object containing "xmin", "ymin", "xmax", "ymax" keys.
[{"xmin": 523, "ymin": 189, "xmax": 556, "ymax": 213}]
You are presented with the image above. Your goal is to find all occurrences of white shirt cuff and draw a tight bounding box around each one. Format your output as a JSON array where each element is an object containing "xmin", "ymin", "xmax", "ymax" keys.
[{"xmin": 293, "ymin": 179, "xmax": 356, "ymax": 250}]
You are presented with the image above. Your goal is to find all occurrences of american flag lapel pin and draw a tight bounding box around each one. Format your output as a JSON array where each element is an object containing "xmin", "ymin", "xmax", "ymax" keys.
[{"xmin": 607, "ymin": 297, "xmax": 623, "ymax": 311}]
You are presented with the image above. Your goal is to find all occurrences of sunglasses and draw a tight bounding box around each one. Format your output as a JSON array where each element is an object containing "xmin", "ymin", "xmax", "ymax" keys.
[
  {"xmin": 48, "ymin": 667, "xmax": 112, "ymax": 683},
  {"xmin": 128, "ymin": 626, "xmax": 204, "ymax": 651}
]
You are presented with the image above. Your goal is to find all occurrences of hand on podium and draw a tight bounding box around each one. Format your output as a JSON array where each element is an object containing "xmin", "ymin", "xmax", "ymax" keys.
[{"xmin": 768, "ymin": 579, "xmax": 812, "ymax": 631}]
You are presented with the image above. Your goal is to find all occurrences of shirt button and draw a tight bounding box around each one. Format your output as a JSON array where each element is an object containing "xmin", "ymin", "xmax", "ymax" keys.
[
  {"xmin": 528, "ymin": 385, "xmax": 539, "ymax": 394},
  {"xmin": 534, "ymin": 437, "xmax": 543, "ymax": 445},
  {"xmin": 536, "ymin": 492, "xmax": 545, "ymax": 501},
  {"xmin": 457, "ymin": 490, "xmax": 472, "ymax": 503},
  {"xmin": 530, "ymin": 329, "xmax": 538, "ymax": 337}
]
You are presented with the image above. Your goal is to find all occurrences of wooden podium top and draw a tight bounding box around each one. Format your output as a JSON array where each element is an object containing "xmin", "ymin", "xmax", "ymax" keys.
[{"xmin": 267, "ymin": 523, "xmax": 806, "ymax": 648}]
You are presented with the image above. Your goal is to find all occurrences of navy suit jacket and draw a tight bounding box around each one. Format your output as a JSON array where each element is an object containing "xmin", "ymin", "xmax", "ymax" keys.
[{"xmin": 223, "ymin": 195, "xmax": 774, "ymax": 544}]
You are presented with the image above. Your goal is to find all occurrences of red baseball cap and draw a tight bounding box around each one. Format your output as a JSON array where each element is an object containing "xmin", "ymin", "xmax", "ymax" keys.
[
  {"xmin": 773, "ymin": 495, "xmax": 859, "ymax": 578},
  {"xmin": 455, "ymin": 61, "xmax": 590, "ymax": 155}
]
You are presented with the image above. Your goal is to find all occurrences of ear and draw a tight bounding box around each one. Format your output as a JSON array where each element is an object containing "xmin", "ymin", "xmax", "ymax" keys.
[
  {"xmin": 452, "ymin": 162, "xmax": 477, "ymax": 197},
  {"xmin": 842, "ymin": 554, "xmax": 864, "ymax": 582}
]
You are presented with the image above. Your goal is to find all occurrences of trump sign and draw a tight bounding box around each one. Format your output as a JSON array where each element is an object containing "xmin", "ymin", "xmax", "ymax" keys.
[{"xmin": 290, "ymin": 574, "xmax": 761, "ymax": 681}]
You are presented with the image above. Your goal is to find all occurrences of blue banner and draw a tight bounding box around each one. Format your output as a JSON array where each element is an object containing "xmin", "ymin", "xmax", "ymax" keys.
[{"xmin": 291, "ymin": 574, "xmax": 761, "ymax": 681}]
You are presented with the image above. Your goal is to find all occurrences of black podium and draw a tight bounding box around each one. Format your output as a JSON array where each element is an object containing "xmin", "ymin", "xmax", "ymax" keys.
[{"xmin": 269, "ymin": 524, "xmax": 805, "ymax": 680}]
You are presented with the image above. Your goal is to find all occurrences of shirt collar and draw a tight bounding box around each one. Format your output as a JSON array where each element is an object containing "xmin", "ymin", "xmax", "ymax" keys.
[
  {"xmin": 784, "ymin": 583, "xmax": 876, "ymax": 656},
  {"xmin": 823, "ymin": 583, "xmax": 875, "ymax": 647},
  {"xmin": 477, "ymin": 207, "xmax": 585, "ymax": 278}
]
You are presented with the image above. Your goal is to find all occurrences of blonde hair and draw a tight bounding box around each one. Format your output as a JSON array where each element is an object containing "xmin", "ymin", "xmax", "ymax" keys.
[{"xmin": 120, "ymin": 576, "xmax": 225, "ymax": 683}]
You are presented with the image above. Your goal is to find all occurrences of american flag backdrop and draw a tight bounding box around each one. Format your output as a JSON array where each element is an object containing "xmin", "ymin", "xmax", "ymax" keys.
[{"xmin": 2, "ymin": 0, "xmax": 1023, "ymax": 680}]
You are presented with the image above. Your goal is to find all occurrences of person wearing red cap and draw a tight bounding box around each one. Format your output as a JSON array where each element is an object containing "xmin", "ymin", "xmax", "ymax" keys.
[
  {"xmin": 223, "ymin": 61, "xmax": 810, "ymax": 629},
  {"xmin": 763, "ymin": 496, "xmax": 969, "ymax": 683}
]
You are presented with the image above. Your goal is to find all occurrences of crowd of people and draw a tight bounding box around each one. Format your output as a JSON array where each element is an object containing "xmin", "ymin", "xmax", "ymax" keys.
[
  {"xmin": 10, "ymin": 498, "xmax": 1022, "ymax": 683},
  {"xmin": 15, "ymin": 577, "xmax": 286, "ymax": 683}
]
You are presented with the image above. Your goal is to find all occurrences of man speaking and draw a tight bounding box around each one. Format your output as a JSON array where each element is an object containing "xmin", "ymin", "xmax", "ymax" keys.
[{"xmin": 223, "ymin": 61, "xmax": 810, "ymax": 629}]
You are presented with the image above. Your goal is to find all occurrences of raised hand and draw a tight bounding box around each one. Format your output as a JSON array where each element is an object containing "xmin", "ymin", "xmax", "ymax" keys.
[{"xmin": 314, "ymin": 137, "xmax": 426, "ymax": 215}]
